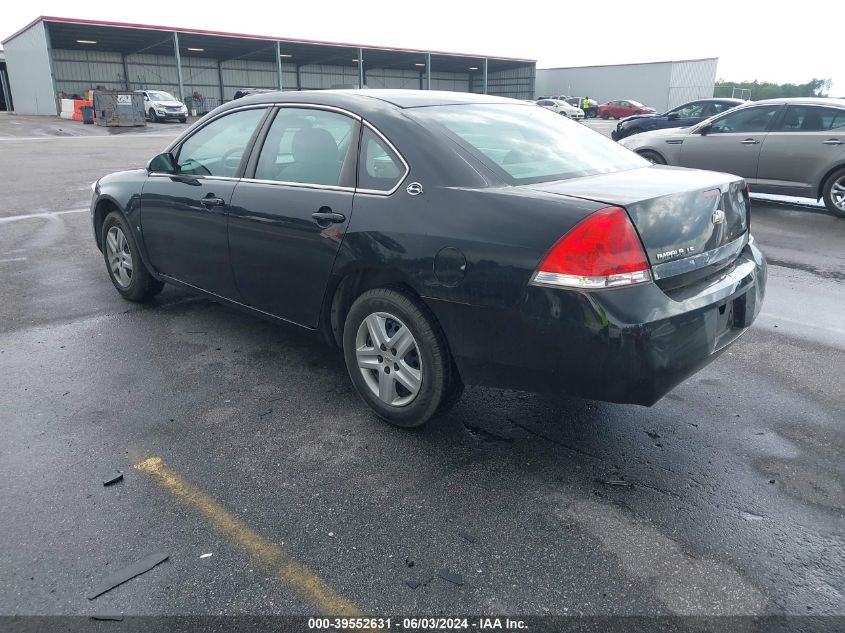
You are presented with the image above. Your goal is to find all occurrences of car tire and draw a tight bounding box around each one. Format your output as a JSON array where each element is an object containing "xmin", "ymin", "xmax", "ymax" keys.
[
  {"xmin": 148, "ymin": 108, "xmax": 159, "ymax": 123},
  {"xmin": 638, "ymin": 150, "xmax": 667, "ymax": 165},
  {"xmin": 821, "ymin": 167, "xmax": 845, "ymax": 218},
  {"xmin": 179, "ymin": 117, "xmax": 187, "ymax": 124},
  {"xmin": 342, "ymin": 287, "xmax": 462, "ymax": 428},
  {"xmin": 600, "ymin": 111, "xmax": 610, "ymax": 119},
  {"xmin": 101, "ymin": 211, "xmax": 164, "ymax": 301}
]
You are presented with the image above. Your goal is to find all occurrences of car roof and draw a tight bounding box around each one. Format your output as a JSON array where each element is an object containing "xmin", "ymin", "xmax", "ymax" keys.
[
  {"xmin": 228, "ymin": 89, "xmax": 523, "ymax": 111},
  {"xmin": 745, "ymin": 96, "xmax": 845, "ymax": 107}
]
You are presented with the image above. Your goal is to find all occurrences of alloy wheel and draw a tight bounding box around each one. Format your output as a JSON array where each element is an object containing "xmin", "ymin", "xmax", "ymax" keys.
[
  {"xmin": 355, "ymin": 312, "xmax": 422, "ymax": 407},
  {"xmin": 832, "ymin": 176, "xmax": 845, "ymax": 212},
  {"xmin": 106, "ymin": 226, "xmax": 133, "ymax": 288}
]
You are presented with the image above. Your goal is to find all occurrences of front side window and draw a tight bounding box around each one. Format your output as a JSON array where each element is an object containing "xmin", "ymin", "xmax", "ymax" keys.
[
  {"xmin": 707, "ymin": 105, "xmax": 781, "ymax": 134},
  {"xmin": 176, "ymin": 108, "xmax": 265, "ymax": 177},
  {"xmin": 358, "ymin": 127, "xmax": 405, "ymax": 192},
  {"xmin": 410, "ymin": 103, "xmax": 648, "ymax": 185},
  {"xmin": 255, "ymin": 108, "xmax": 357, "ymax": 186}
]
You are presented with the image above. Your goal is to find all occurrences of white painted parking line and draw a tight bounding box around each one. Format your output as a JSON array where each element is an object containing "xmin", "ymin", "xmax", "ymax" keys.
[{"xmin": 0, "ymin": 208, "xmax": 87, "ymax": 224}]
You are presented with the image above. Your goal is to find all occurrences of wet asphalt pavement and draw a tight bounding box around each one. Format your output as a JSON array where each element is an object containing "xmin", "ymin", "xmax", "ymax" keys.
[{"xmin": 0, "ymin": 115, "xmax": 843, "ymax": 626}]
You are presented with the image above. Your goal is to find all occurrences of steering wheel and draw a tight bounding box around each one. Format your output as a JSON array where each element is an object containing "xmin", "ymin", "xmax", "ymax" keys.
[{"xmin": 220, "ymin": 148, "xmax": 244, "ymax": 174}]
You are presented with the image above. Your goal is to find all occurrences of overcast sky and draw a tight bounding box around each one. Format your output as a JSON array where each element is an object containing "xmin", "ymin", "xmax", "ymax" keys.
[{"xmin": 2, "ymin": 1, "xmax": 840, "ymax": 96}]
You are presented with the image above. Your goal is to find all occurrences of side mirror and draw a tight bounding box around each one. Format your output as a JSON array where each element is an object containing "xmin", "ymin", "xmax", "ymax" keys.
[
  {"xmin": 148, "ymin": 152, "xmax": 176, "ymax": 173},
  {"xmin": 667, "ymin": 112, "xmax": 680, "ymax": 121},
  {"xmin": 698, "ymin": 123, "xmax": 712, "ymax": 136}
]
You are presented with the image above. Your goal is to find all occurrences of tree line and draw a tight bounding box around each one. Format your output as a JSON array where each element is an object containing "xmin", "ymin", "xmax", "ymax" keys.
[{"xmin": 714, "ymin": 78, "xmax": 833, "ymax": 100}]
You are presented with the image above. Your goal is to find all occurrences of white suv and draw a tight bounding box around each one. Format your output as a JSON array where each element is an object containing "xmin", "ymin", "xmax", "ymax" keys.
[
  {"xmin": 536, "ymin": 99, "xmax": 584, "ymax": 120},
  {"xmin": 142, "ymin": 90, "xmax": 188, "ymax": 123}
]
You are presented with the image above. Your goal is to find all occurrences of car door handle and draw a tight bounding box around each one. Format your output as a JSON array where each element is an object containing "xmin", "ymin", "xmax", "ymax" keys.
[
  {"xmin": 740, "ymin": 138, "xmax": 760, "ymax": 145},
  {"xmin": 823, "ymin": 139, "xmax": 843, "ymax": 145},
  {"xmin": 312, "ymin": 210, "xmax": 346, "ymax": 225},
  {"xmin": 201, "ymin": 195, "xmax": 225, "ymax": 207}
]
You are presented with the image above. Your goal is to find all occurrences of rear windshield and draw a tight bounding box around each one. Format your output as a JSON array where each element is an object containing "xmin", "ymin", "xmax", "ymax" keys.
[{"xmin": 409, "ymin": 103, "xmax": 647, "ymax": 184}]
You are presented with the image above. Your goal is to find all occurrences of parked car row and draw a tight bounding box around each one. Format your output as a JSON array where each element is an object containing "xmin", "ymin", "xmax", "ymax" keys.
[
  {"xmin": 535, "ymin": 98, "xmax": 584, "ymax": 120},
  {"xmin": 618, "ymin": 97, "xmax": 845, "ymax": 217}
]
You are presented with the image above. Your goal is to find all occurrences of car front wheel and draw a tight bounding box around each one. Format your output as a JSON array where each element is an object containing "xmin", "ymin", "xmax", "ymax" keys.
[
  {"xmin": 148, "ymin": 108, "xmax": 159, "ymax": 123},
  {"xmin": 101, "ymin": 211, "xmax": 164, "ymax": 301},
  {"xmin": 600, "ymin": 111, "xmax": 610, "ymax": 119},
  {"xmin": 638, "ymin": 150, "xmax": 667, "ymax": 165},
  {"xmin": 822, "ymin": 167, "xmax": 845, "ymax": 218},
  {"xmin": 343, "ymin": 288, "xmax": 462, "ymax": 428}
]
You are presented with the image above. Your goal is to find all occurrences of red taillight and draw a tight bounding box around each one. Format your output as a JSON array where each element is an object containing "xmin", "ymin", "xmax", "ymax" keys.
[{"xmin": 531, "ymin": 206, "xmax": 652, "ymax": 289}]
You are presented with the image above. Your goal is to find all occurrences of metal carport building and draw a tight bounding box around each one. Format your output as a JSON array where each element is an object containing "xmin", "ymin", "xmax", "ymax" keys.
[{"xmin": 1, "ymin": 16, "xmax": 536, "ymax": 115}]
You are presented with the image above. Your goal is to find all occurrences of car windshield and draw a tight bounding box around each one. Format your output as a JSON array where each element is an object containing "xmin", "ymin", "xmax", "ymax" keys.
[
  {"xmin": 409, "ymin": 103, "xmax": 647, "ymax": 184},
  {"xmin": 148, "ymin": 91, "xmax": 177, "ymax": 102},
  {"xmin": 628, "ymin": 101, "xmax": 645, "ymax": 107}
]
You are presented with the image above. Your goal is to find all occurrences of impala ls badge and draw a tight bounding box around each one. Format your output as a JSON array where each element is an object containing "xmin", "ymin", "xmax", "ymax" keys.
[
  {"xmin": 406, "ymin": 182, "xmax": 423, "ymax": 196},
  {"xmin": 712, "ymin": 209, "xmax": 726, "ymax": 224}
]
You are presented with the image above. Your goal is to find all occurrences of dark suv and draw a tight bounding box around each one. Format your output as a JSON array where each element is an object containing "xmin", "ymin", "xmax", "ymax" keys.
[{"xmin": 612, "ymin": 98, "xmax": 744, "ymax": 141}]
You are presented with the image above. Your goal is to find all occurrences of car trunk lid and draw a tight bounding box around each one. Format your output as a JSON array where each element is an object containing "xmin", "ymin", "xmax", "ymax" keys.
[{"xmin": 523, "ymin": 165, "xmax": 749, "ymax": 286}]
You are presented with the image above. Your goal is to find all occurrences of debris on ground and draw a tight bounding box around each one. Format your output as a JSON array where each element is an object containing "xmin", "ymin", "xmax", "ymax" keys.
[
  {"xmin": 646, "ymin": 431, "xmax": 661, "ymax": 439},
  {"xmin": 405, "ymin": 573, "xmax": 434, "ymax": 589},
  {"xmin": 404, "ymin": 557, "xmax": 415, "ymax": 568},
  {"xmin": 437, "ymin": 568, "xmax": 464, "ymax": 586},
  {"xmin": 90, "ymin": 613, "xmax": 124, "ymax": 621},
  {"xmin": 199, "ymin": 553, "xmax": 212, "ymax": 559},
  {"xmin": 102, "ymin": 472, "xmax": 123, "ymax": 487},
  {"xmin": 86, "ymin": 551, "xmax": 169, "ymax": 600},
  {"xmin": 596, "ymin": 479, "xmax": 633, "ymax": 487},
  {"xmin": 458, "ymin": 531, "xmax": 478, "ymax": 544},
  {"xmin": 259, "ymin": 409, "xmax": 272, "ymax": 417}
]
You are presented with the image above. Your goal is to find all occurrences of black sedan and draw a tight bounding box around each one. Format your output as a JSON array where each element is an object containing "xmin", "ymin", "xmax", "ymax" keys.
[
  {"xmin": 90, "ymin": 90, "xmax": 767, "ymax": 427},
  {"xmin": 611, "ymin": 98, "xmax": 745, "ymax": 141}
]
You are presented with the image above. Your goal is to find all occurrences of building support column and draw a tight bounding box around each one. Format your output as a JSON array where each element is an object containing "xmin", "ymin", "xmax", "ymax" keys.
[
  {"xmin": 275, "ymin": 41, "xmax": 284, "ymax": 91},
  {"xmin": 295, "ymin": 64, "xmax": 302, "ymax": 90},
  {"xmin": 482, "ymin": 58, "xmax": 488, "ymax": 95},
  {"xmin": 425, "ymin": 53, "xmax": 431, "ymax": 90},
  {"xmin": 121, "ymin": 54, "xmax": 131, "ymax": 90},
  {"xmin": 357, "ymin": 48, "xmax": 364, "ymax": 89},
  {"xmin": 217, "ymin": 59, "xmax": 225, "ymax": 101},
  {"xmin": 172, "ymin": 31, "xmax": 184, "ymax": 101}
]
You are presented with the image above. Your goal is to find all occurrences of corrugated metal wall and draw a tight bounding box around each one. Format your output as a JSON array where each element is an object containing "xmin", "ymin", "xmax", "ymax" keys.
[
  {"xmin": 471, "ymin": 66, "xmax": 535, "ymax": 99},
  {"xmin": 536, "ymin": 59, "xmax": 717, "ymax": 112},
  {"xmin": 667, "ymin": 59, "xmax": 718, "ymax": 109},
  {"xmin": 3, "ymin": 22, "xmax": 57, "ymax": 114},
  {"xmin": 366, "ymin": 69, "xmax": 422, "ymax": 90}
]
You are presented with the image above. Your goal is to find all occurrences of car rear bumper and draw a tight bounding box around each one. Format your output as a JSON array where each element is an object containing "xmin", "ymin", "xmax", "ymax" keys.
[{"xmin": 427, "ymin": 239, "xmax": 767, "ymax": 406}]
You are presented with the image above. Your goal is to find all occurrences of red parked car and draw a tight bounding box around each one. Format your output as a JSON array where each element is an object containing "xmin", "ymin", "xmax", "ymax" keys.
[{"xmin": 597, "ymin": 100, "xmax": 655, "ymax": 119}]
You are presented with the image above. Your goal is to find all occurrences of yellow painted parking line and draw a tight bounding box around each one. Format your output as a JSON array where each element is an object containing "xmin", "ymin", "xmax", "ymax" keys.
[{"xmin": 135, "ymin": 456, "xmax": 360, "ymax": 616}]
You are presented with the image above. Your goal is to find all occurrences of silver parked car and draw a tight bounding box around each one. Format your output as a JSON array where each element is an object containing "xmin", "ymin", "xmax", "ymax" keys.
[{"xmin": 619, "ymin": 97, "xmax": 845, "ymax": 217}]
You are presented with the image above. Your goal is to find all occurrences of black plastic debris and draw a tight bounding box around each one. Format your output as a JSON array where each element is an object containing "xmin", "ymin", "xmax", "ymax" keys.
[
  {"xmin": 405, "ymin": 573, "xmax": 433, "ymax": 589},
  {"xmin": 86, "ymin": 551, "xmax": 169, "ymax": 600},
  {"xmin": 458, "ymin": 531, "xmax": 478, "ymax": 544},
  {"xmin": 102, "ymin": 472, "xmax": 123, "ymax": 487},
  {"xmin": 438, "ymin": 568, "xmax": 464, "ymax": 586},
  {"xmin": 596, "ymin": 479, "xmax": 633, "ymax": 487},
  {"xmin": 90, "ymin": 613, "xmax": 124, "ymax": 621}
]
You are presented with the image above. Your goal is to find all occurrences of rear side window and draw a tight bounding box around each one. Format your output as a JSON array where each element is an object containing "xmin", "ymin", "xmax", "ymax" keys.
[
  {"xmin": 176, "ymin": 108, "xmax": 265, "ymax": 177},
  {"xmin": 774, "ymin": 105, "xmax": 845, "ymax": 131},
  {"xmin": 254, "ymin": 108, "xmax": 357, "ymax": 186},
  {"xmin": 357, "ymin": 127, "xmax": 406, "ymax": 192}
]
